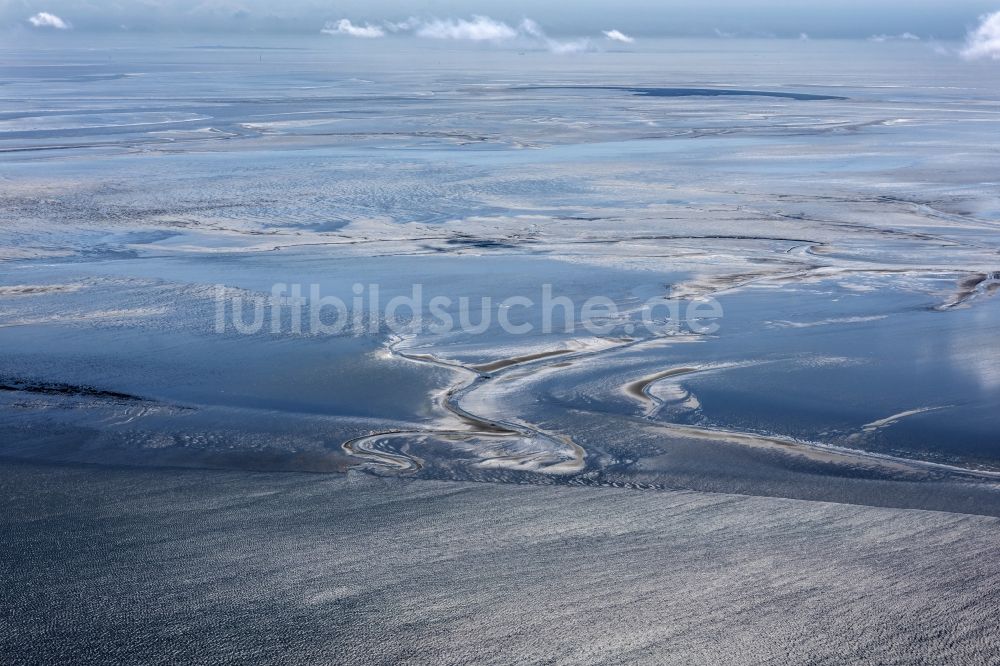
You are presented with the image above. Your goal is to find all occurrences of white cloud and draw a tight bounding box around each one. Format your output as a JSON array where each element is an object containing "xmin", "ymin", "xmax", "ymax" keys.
[
  {"xmin": 321, "ymin": 19, "xmax": 384, "ymax": 38},
  {"xmin": 602, "ymin": 29, "xmax": 634, "ymax": 44},
  {"xmin": 518, "ymin": 18, "xmax": 545, "ymax": 39},
  {"xmin": 321, "ymin": 15, "xmax": 591, "ymax": 54},
  {"xmin": 384, "ymin": 17, "xmax": 421, "ymax": 33},
  {"xmin": 547, "ymin": 38, "xmax": 590, "ymax": 54},
  {"xmin": 519, "ymin": 18, "xmax": 590, "ymax": 54},
  {"xmin": 799, "ymin": 32, "xmax": 810, "ymax": 41},
  {"xmin": 869, "ymin": 32, "xmax": 921, "ymax": 42},
  {"xmin": 411, "ymin": 16, "xmax": 589, "ymax": 53},
  {"xmin": 962, "ymin": 11, "xmax": 1000, "ymax": 60},
  {"xmin": 27, "ymin": 12, "xmax": 69, "ymax": 29},
  {"xmin": 415, "ymin": 16, "xmax": 517, "ymax": 41}
]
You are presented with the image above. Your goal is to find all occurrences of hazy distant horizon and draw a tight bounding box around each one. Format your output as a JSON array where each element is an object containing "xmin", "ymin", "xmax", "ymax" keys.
[{"xmin": 3, "ymin": 0, "xmax": 1000, "ymax": 40}]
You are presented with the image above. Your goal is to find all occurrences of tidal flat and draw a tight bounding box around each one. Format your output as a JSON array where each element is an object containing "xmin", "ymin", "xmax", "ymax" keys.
[{"xmin": 2, "ymin": 33, "xmax": 1000, "ymax": 662}]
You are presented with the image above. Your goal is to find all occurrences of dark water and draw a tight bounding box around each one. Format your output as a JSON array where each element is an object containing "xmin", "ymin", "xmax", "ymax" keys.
[{"xmin": 522, "ymin": 85, "xmax": 846, "ymax": 99}]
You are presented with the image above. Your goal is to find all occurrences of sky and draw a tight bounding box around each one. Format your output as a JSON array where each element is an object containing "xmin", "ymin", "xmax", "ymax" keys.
[{"xmin": 2, "ymin": 0, "xmax": 1000, "ymax": 40}]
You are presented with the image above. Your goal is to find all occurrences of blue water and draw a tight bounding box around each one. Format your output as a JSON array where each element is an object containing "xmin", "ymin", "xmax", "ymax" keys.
[{"xmin": 1, "ymin": 34, "xmax": 999, "ymax": 502}]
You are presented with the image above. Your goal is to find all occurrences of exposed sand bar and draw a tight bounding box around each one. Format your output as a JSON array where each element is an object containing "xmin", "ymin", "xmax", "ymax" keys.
[
  {"xmin": 2, "ymin": 461, "xmax": 999, "ymax": 665},
  {"xmin": 625, "ymin": 366, "xmax": 700, "ymax": 400},
  {"xmin": 471, "ymin": 349, "xmax": 574, "ymax": 373}
]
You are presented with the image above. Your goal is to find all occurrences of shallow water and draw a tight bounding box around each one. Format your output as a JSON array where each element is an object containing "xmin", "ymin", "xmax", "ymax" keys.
[{"xmin": 2, "ymin": 34, "xmax": 999, "ymax": 511}]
